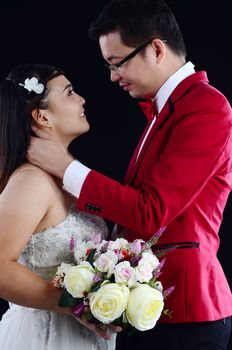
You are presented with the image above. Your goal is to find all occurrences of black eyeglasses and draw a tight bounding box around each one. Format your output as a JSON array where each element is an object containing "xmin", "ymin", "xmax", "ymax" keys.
[{"xmin": 105, "ymin": 38, "xmax": 167, "ymax": 73}]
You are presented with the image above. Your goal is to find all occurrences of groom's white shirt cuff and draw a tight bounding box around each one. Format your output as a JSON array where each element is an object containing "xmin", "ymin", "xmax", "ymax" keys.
[{"xmin": 63, "ymin": 160, "xmax": 91, "ymax": 198}]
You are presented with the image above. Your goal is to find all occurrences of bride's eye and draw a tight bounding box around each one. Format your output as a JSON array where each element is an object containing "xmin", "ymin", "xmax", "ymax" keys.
[{"xmin": 68, "ymin": 88, "xmax": 75, "ymax": 96}]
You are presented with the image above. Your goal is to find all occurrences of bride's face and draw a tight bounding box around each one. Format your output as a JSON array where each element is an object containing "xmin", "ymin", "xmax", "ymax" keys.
[{"xmin": 43, "ymin": 75, "xmax": 89, "ymax": 142}]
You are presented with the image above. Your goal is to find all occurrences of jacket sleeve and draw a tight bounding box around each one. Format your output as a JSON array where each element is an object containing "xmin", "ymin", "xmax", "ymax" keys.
[{"xmin": 77, "ymin": 89, "xmax": 232, "ymax": 239}]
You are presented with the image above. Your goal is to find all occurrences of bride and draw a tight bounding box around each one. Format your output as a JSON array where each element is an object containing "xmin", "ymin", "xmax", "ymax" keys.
[{"xmin": 0, "ymin": 64, "xmax": 119, "ymax": 349}]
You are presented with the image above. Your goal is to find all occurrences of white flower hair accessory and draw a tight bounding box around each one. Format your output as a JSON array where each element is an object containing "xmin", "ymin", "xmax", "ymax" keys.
[{"xmin": 19, "ymin": 77, "xmax": 44, "ymax": 94}]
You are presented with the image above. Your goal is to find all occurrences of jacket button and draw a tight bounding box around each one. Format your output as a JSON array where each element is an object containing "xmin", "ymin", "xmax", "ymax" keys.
[{"xmin": 85, "ymin": 203, "xmax": 101, "ymax": 213}]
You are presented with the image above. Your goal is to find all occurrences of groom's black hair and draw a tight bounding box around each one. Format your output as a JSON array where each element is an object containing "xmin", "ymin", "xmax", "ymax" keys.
[{"xmin": 88, "ymin": 0, "xmax": 186, "ymax": 57}]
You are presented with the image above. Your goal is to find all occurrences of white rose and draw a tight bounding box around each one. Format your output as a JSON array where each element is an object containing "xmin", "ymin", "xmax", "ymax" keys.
[
  {"xmin": 126, "ymin": 284, "xmax": 164, "ymax": 331},
  {"xmin": 108, "ymin": 238, "xmax": 129, "ymax": 251},
  {"xmin": 56, "ymin": 262, "xmax": 72, "ymax": 275},
  {"xmin": 97, "ymin": 239, "xmax": 109, "ymax": 251},
  {"xmin": 141, "ymin": 251, "xmax": 160, "ymax": 270},
  {"xmin": 53, "ymin": 263, "xmax": 73, "ymax": 288},
  {"xmin": 74, "ymin": 240, "xmax": 96, "ymax": 262},
  {"xmin": 93, "ymin": 251, "xmax": 118, "ymax": 277},
  {"xmin": 135, "ymin": 252, "xmax": 160, "ymax": 283},
  {"xmin": 64, "ymin": 262, "xmax": 95, "ymax": 298},
  {"xmin": 89, "ymin": 283, "xmax": 129, "ymax": 324},
  {"xmin": 114, "ymin": 261, "xmax": 137, "ymax": 287}
]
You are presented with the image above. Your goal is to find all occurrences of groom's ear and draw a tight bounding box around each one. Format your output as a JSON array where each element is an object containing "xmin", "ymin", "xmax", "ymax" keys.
[{"xmin": 31, "ymin": 108, "xmax": 53, "ymax": 127}]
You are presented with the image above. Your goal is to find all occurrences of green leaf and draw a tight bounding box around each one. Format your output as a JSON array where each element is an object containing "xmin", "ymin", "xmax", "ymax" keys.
[
  {"xmin": 148, "ymin": 279, "xmax": 157, "ymax": 288},
  {"xmin": 58, "ymin": 288, "xmax": 79, "ymax": 307},
  {"xmin": 112, "ymin": 316, "xmax": 123, "ymax": 326},
  {"xmin": 86, "ymin": 248, "xmax": 97, "ymax": 266},
  {"xmin": 91, "ymin": 282, "xmax": 102, "ymax": 293},
  {"xmin": 82, "ymin": 310, "xmax": 94, "ymax": 322}
]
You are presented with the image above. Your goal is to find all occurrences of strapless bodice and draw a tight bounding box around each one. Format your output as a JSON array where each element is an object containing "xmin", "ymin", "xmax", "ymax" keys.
[{"xmin": 18, "ymin": 209, "xmax": 108, "ymax": 282}]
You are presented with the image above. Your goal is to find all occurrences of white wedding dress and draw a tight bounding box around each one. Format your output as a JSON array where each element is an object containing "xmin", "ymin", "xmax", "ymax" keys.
[{"xmin": 0, "ymin": 208, "xmax": 116, "ymax": 350}]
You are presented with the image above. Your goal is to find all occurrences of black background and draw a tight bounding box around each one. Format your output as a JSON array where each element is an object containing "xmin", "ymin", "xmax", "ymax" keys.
[{"xmin": 0, "ymin": 0, "xmax": 231, "ymax": 344}]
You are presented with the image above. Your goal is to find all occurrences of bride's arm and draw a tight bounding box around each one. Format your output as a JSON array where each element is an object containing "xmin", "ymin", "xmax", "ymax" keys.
[
  {"xmin": 0, "ymin": 167, "xmax": 68, "ymax": 314},
  {"xmin": 0, "ymin": 167, "xmax": 120, "ymax": 339}
]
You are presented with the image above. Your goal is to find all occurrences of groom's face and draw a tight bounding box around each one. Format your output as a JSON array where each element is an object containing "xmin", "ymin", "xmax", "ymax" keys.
[{"xmin": 99, "ymin": 31, "xmax": 160, "ymax": 99}]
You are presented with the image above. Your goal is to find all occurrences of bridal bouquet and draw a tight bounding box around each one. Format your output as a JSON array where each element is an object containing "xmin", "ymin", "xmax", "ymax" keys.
[{"xmin": 52, "ymin": 228, "xmax": 174, "ymax": 331}]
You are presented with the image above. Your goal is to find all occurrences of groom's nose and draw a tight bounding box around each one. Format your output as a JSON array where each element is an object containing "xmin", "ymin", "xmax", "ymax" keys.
[{"xmin": 110, "ymin": 70, "xmax": 122, "ymax": 83}]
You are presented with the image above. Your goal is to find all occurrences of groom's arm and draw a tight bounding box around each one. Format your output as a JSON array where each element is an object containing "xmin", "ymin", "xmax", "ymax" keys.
[
  {"xmin": 65, "ymin": 97, "xmax": 232, "ymax": 240},
  {"xmin": 63, "ymin": 160, "xmax": 91, "ymax": 198},
  {"xmin": 28, "ymin": 92, "xmax": 232, "ymax": 241}
]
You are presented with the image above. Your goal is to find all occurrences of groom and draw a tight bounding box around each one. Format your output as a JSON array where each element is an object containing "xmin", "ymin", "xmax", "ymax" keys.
[{"xmin": 28, "ymin": 0, "xmax": 232, "ymax": 349}]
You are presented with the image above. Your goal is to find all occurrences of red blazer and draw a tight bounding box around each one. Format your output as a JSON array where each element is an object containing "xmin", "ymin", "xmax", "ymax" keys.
[{"xmin": 78, "ymin": 72, "xmax": 232, "ymax": 323}]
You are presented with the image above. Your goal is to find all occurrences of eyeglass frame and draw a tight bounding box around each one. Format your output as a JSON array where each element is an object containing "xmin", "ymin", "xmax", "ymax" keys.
[{"xmin": 105, "ymin": 38, "xmax": 167, "ymax": 73}]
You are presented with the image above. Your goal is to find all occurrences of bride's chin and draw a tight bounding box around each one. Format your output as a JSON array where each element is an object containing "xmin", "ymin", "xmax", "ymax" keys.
[
  {"xmin": 64, "ymin": 126, "xmax": 90, "ymax": 143},
  {"xmin": 76, "ymin": 125, "xmax": 91, "ymax": 136}
]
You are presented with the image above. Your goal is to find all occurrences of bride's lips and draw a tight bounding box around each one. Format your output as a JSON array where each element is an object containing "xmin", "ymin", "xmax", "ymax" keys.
[
  {"xmin": 80, "ymin": 110, "xmax": 86, "ymax": 117},
  {"xmin": 120, "ymin": 83, "xmax": 131, "ymax": 91}
]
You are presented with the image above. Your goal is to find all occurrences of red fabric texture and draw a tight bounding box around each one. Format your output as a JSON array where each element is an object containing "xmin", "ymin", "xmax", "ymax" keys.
[{"xmin": 77, "ymin": 72, "xmax": 232, "ymax": 323}]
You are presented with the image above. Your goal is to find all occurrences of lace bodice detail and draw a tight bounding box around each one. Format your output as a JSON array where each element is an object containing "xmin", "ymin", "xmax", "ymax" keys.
[
  {"xmin": 18, "ymin": 209, "xmax": 108, "ymax": 282},
  {"xmin": 1, "ymin": 209, "xmax": 116, "ymax": 350}
]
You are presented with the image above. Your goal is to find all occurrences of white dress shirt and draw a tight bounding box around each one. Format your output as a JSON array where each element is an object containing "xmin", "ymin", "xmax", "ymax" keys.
[{"xmin": 63, "ymin": 61, "xmax": 195, "ymax": 198}]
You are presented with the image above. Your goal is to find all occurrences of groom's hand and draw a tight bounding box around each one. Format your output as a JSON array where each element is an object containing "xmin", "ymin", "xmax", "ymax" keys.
[{"xmin": 27, "ymin": 126, "xmax": 74, "ymax": 178}]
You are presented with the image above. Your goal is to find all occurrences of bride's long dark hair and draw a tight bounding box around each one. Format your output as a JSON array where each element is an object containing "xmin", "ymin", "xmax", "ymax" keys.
[{"xmin": 0, "ymin": 63, "xmax": 63, "ymax": 193}]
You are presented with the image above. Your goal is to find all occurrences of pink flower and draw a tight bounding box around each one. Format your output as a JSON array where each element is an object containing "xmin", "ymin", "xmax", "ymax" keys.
[
  {"xmin": 130, "ymin": 240, "xmax": 142, "ymax": 255},
  {"xmin": 135, "ymin": 252, "xmax": 160, "ymax": 283},
  {"xmin": 114, "ymin": 261, "xmax": 137, "ymax": 287},
  {"xmin": 93, "ymin": 251, "xmax": 118, "ymax": 278}
]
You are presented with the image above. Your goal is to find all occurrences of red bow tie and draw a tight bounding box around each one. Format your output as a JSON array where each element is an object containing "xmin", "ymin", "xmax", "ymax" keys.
[{"xmin": 138, "ymin": 99, "xmax": 158, "ymax": 122}]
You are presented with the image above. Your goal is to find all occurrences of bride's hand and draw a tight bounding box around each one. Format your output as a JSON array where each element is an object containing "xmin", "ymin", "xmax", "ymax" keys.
[{"xmin": 73, "ymin": 316, "xmax": 122, "ymax": 340}]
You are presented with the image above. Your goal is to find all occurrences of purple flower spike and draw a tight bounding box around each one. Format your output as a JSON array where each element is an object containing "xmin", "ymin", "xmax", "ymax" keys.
[
  {"xmin": 159, "ymin": 258, "xmax": 166, "ymax": 270},
  {"xmin": 153, "ymin": 270, "xmax": 162, "ymax": 278},
  {"xmin": 73, "ymin": 303, "xmax": 85, "ymax": 318},
  {"xmin": 93, "ymin": 274, "xmax": 102, "ymax": 283},
  {"xmin": 84, "ymin": 306, "xmax": 90, "ymax": 313},
  {"xmin": 147, "ymin": 226, "xmax": 167, "ymax": 247},
  {"xmin": 69, "ymin": 235, "xmax": 75, "ymax": 252},
  {"xmin": 153, "ymin": 258, "xmax": 166, "ymax": 278},
  {"xmin": 130, "ymin": 255, "xmax": 141, "ymax": 267},
  {"xmin": 153, "ymin": 226, "xmax": 167, "ymax": 240},
  {"xmin": 163, "ymin": 286, "xmax": 175, "ymax": 299}
]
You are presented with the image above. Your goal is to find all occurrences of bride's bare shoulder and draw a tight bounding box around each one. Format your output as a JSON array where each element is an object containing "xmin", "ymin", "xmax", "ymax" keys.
[
  {"xmin": 4, "ymin": 163, "xmax": 58, "ymax": 196},
  {"xmin": 13, "ymin": 163, "xmax": 55, "ymax": 182}
]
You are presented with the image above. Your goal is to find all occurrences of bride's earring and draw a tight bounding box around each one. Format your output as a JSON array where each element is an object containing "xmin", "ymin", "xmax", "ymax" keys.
[{"xmin": 46, "ymin": 120, "xmax": 53, "ymax": 127}]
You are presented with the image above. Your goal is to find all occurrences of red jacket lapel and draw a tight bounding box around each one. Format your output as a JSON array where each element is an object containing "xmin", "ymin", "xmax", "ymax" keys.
[{"xmin": 123, "ymin": 71, "xmax": 209, "ymax": 185}]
